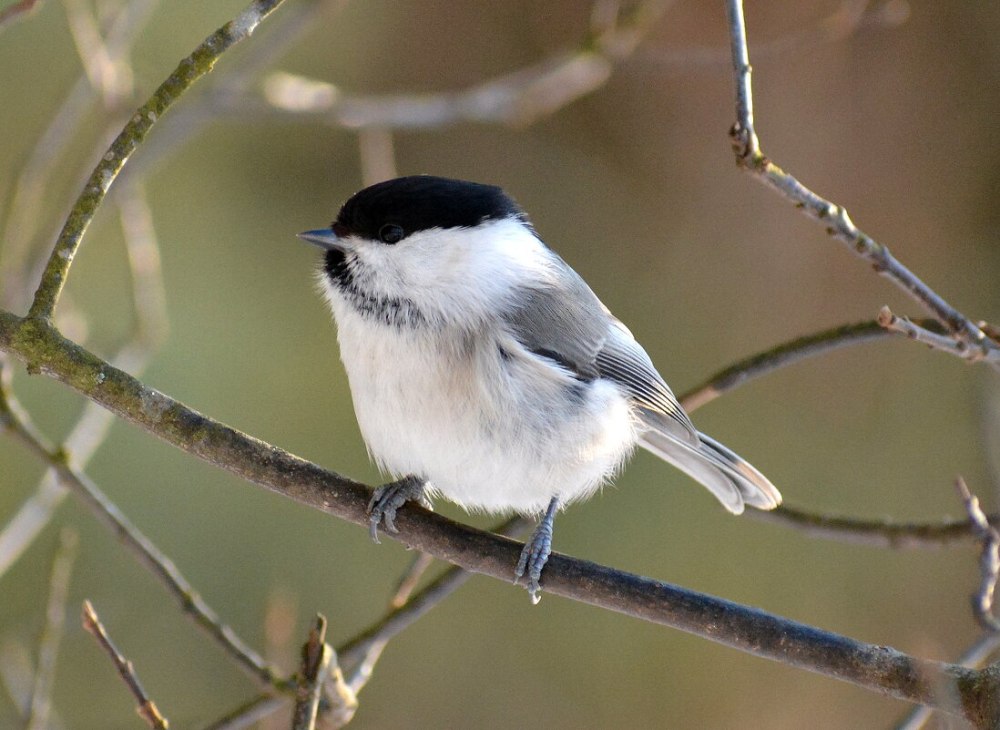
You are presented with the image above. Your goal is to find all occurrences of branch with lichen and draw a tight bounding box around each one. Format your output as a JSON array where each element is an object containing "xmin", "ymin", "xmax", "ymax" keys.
[{"xmin": 1, "ymin": 309, "xmax": 998, "ymax": 726}]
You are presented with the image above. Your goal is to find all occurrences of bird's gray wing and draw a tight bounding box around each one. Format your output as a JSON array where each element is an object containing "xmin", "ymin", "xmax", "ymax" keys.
[
  {"xmin": 500, "ymin": 260, "xmax": 781, "ymax": 514},
  {"xmin": 500, "ymin": 258, "xmax": 696, "ymax": 446},
  {"xmin": 500, "ymin": 263, "xmax": 608, "ymax": 382},
  {"xmin": 595, "ymin": 323, "xmax": 698, "ymax": 446}
]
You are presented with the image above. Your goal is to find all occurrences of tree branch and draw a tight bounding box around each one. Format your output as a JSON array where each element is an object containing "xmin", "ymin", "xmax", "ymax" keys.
[
  {"xmin": 27, "ymin": 0, "xmax": 289, "ymax": 322},
  {"xmin": 724, "ymin": 0, "xmax": 1000, "ymax": 366},
  {"xmin": 1, "ymin": 309, "xmax": 996, "ymax": 724},
  {"xmin": 678, "ymin": 318, "xmax": 920, "ymax": 411},
  {"xmin": 0, "ymin": 355, "xmax": 284, "ymax": 691},
  {"xmin": 82, "ymin": 600, "xmax": 169, "ymax": 730}
]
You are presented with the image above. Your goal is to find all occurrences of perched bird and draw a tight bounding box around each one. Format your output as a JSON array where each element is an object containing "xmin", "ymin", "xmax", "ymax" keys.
[{"xmin": 299, "ymin": 175, "xmax": 780, "ymax": 602}]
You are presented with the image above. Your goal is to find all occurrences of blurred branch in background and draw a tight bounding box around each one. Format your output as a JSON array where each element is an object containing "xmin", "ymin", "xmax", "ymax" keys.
[
  {"xmin": 0, "ymin": 360, "xmax": 286, "ymax": 691},
  {"xmin": 0, "ymin": 0, "xmax": 158, "ymax": 313},
  {"xmin": 0, "ymin": 184, "xmax": 166, "ymax": 581},
  {"xmin": 232, "ymin": 0, "xmax": 670, "ymax": 129},
  {"xmin": 24, "ymin": 528, "xmax": 76, "ymax": 730},
  {"xmin": 26, "ymin": 0, "xmax": 290, "ymax": 322},
  {"xmin": 0, "ymin": 0, "xmax": 43, "ymax": 32}
]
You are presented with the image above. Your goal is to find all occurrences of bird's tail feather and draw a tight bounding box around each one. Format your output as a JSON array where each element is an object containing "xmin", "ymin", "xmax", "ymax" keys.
[{"xmin": 639, "ymin": 428, "xmax": 781, "ymax": 514}]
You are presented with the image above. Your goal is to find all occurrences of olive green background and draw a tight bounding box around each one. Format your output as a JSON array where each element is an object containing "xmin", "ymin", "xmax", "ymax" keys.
[{"xmin": 1, "ymin": 1, "xmax": 999, "ymax": 727}]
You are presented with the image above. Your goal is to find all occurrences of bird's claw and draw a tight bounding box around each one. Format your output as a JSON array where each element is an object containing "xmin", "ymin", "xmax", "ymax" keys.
[
  {"xmin": 514, "ymin": 497, "xmax": 559, "ymax": 604},
  {"xmin": 367, "ymin": 476, "xmax": 429, "ymax": 543}
]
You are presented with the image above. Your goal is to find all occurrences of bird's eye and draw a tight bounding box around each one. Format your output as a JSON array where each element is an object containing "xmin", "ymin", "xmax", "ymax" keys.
[{"xmin": 378, "ymin": 223, "xmax": 405, "ymax": 244}]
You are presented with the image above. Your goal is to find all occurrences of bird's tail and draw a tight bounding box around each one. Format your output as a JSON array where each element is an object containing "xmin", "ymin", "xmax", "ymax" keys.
[{"xmin": 639, "ymin": 428, "xmax": 781, "ymax": 514}]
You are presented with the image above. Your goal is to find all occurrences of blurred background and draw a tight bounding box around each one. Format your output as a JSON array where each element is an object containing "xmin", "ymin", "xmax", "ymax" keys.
[{"xmin": 1, "ymin": 0, "xmax": 999, "ymax": 727}]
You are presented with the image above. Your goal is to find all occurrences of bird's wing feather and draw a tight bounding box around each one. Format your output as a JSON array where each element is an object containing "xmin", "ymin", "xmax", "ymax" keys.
[
  {"xmin": 500, "ymin": 261, "xmax": 608, "ymax": 381},
  {"xmin": 595, "ymin": 324, "xmax": 698, "ymax": 445},
  {"xmin": 501, "ymin": 255, "xmax": 695, "ymax": 437},
  {"xmin": 500, "ymin": 253, "xmax": 780, "ymax": 513}
]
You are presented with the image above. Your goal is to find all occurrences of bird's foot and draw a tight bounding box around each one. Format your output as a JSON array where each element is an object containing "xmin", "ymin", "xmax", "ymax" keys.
[
  {"xmin": 367, "ymin": 475, "xmax": 431, "ymax": 543},
  {"xmin": 514, "ymin": 497, "xmax": 559, "ymax": 604}
]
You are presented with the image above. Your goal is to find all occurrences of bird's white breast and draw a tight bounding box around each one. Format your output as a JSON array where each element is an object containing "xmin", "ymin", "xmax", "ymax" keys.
[{"xmin": 325, "ymin": 294, "xmax": 638, "ymax": 515}]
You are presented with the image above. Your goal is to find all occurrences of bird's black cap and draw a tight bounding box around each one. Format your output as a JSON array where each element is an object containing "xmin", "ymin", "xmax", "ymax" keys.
[{"xmin": 332, "ymin": 175, "xmax": 530, "ymax": 243}]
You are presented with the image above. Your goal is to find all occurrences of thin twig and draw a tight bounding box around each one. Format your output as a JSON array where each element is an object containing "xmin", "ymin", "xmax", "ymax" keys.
[
  {"xmin": 291, "ymin": 615, "xmax": 335, "ymax": 730},
  {"xmin": 0, "ymin": 183, "xmax": 167, "ymax": 581},
  {"xmin": 751, "ymin": 504, "xmax": 996, "ymax": 549},
  {"xmin": 724, "ymin": 0, "xmax": 999, "ymax": 366},
  {"xmin": 25, "ymin": 528, "xmax": 78, "ymax": 730},
  {"xmin": 955, "ymin": 478, "xmax": 1000, "ymax": 632},
  {"xmin": 644, "ymin": 0, "xmax": 908, "ymax": 69},
  {"xmin": 28, "ymin": 0, "xmax": 290, "ymax": 321},
  {"xmin": 81, "ymin": 600, "xmax": 169, "ymax": 730},
  {"xmin": 678, "ymin": 318, "xmax": 918, "ymax": 412},
  {"xmin": 877, "ymin": 306, "xmax": 982, "ymax": 362},
  {"xmin": 0, "ymin": 379, "xmax": 284, "ymax": 690}
]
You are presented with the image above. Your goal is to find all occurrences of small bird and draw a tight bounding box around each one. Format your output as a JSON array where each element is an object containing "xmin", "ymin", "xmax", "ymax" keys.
[{"xmin": 299, "ymin": 175, "xmax": 780, "ymax": 602}]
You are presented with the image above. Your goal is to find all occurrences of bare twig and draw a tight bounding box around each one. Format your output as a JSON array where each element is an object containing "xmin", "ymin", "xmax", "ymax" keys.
[
  {"xmin": 0, "ymin": 183, "xmax": 167, "ymax": 580},
  {"xmin": 82, "ymin": 600, "xmax": 169, "ymax": 729},
  {"xmin": 752, "ymin": 504, "xmax": 997, "ymax": 549},
  {"xmin": 28, "ymin": 0, "xmax": 290, "ymax": 321},
  {"xmin": 877, "ymin": 306, "xmax": 983, "ymax": 362},
  {"xmin": 292, "ymin": 615, "xmax": 335, "ymax": 730},
  {"xmin": 644, "ymin": 0, "xmax": 908, "ymax": 69},
  {"xmin": 26, "ymin": 528, "xmax": 78, "ymax": 730},
  {"xmin": 678, "ymin": 318, "xmax": 914, "ymax": 412},
  {"xmin": 724, "ymin": 0, "xmax": 1000, "ymax": 366},
  {"xmin": 955, "ymin": 478, "xmax": 1000, "ymax": 632},
  {"xmin": 0, "ymin": 378, "xmax": 284, "ymax": 690}
]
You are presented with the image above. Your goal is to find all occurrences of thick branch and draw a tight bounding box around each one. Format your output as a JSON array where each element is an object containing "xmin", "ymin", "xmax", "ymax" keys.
[{"xmin": 2, "ymin": 310, "xmax": 996, "ymax": 724}]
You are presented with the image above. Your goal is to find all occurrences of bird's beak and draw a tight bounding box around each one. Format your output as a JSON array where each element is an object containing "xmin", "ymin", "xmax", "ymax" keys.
[{"xmin": 297, "ymin": 228, "xmax": 345, "ymax": 252}]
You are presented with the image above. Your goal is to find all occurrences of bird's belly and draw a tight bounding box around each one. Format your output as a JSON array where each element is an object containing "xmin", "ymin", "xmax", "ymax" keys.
[{"xmin": 336, "ymin": 318, "xmax": 637, "ymax": 515}]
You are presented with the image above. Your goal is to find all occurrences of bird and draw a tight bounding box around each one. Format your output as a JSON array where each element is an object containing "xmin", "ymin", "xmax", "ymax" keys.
[{"xmin": 298, "ymin": 175, "xmax": 781, "ymax": 602}]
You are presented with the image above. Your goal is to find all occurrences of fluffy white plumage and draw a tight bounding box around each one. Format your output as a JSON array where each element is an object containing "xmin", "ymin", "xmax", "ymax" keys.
[
  {"xmin": 303, "ymin": 175, "xmax": 780, "ymax": 600},
  {"xmin": 320, "ymin": 218, "xmax": 638, "ymax": 514}
]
